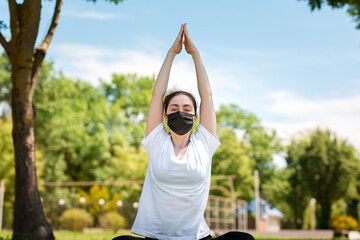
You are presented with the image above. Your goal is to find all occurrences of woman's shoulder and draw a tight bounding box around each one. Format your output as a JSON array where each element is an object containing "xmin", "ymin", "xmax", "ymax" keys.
[
  {"xmin": 142, "ymin": 122, "xmax": 169, "ymax": 150},
  {"xmin": 193, "ymin": 124, "xmax": 220, "ymax": 146},
  {"xmin": 191, "ymin": 125, "xmax": 221, "ymax": 156}
]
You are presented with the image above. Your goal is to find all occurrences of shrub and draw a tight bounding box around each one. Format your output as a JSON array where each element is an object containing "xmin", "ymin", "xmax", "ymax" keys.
[
  {"xmin": 59, "ymin": 208, "xmax": 94, "ymax": 231},
  {"xmin": 329, "ymin": 215, "xmax": 358, "ymax": 231},
  {"xmin": 103, "ymin": 212, "xmax": 127, "ymax": 231}
]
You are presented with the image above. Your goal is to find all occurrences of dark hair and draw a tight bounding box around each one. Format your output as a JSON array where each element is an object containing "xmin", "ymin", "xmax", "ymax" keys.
[{"xmin": 163, "ymin": 90, "xmax": 197, "ymax": 115}]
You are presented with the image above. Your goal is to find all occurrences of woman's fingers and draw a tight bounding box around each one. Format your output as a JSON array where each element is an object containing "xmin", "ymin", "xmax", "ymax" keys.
[
  {"xmin": 170, "ymin": 24, "xmax": 184, "ymax": 54},
  {"xmin": 184, "ymin": 23, "xmax": 190, "ymax": 37},
  {"xmin": 179, "ymin": 24, "xmax": 184, "ymax": 38},
  {"xmin": 176, "ymin": 24, "xmax": 184, "ymax": 42},
  {"xmin": 183, "ymin": 23, "xmax": 197, "ymax": 55},
  {"xmin": 170, "ymin": 23, "xmax": 197, "ymax": 55}
]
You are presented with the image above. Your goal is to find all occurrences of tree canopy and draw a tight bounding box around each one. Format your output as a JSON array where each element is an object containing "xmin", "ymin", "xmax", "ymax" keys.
[{"xmin": 300, "ymin": 0, "xmax": 360, "ymax": 29}]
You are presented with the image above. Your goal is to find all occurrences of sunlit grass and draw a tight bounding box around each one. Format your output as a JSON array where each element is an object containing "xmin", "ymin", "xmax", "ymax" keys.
[{"xmin": 0, "ymin": 230, "xmax": 141, "ymax": 240}]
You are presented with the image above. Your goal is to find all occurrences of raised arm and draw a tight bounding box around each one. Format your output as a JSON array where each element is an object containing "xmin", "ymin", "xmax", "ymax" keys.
[
  {"xmin": 183, "ymin": 24, "xmax": 217, "ymax": 137},
  {"xmin": 146, "ymin": 24, "xmax": 184, "ymax": 136}
]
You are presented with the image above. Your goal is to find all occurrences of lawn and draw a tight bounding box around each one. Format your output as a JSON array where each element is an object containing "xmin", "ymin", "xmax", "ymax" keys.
[
  {"xmin": 0, "ymin": 230, "xmax": 343, "ymax": 240},
  {"xmin": 0, "ymin": 230, "xmax": 138, "ymax": 240}
]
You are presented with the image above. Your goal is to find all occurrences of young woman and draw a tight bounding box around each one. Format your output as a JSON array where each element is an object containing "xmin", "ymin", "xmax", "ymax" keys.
[{"xmin": 113, "ymin": 24, "xmax": 254, "ymax": 240}]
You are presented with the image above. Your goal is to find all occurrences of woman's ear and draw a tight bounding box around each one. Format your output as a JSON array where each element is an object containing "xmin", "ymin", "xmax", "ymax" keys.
[
  {"xmin": 194, "ymin": 114, "xmax": 198, "ymax": 122},
  {"xmin": 164, "ymin": 113, "xmax": 167, "ymax": 122}
]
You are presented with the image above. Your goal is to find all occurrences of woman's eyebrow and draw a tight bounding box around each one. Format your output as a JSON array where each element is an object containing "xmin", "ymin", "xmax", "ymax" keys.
[
  {"xmin": 169, "ymin": 104, "xmax": 192, "ymax": 106},
  {"xmin": 169, "ymin": 104, "xmax": 192, "ymax": 108}
]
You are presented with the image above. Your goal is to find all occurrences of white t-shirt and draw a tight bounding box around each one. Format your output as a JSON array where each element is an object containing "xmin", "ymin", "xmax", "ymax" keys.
[{"xmin": 131, "ymin": 122, "xmax": 221, "ymax": 240}]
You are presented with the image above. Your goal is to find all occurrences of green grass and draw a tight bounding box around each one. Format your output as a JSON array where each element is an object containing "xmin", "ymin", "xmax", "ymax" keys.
[
  {"xmin": 0, "ymin": 230, "xmax": 11, "ymax": 239},
  {"xmin": 0, "ymin": 230, "xmax": 141, "ymax": 240}
]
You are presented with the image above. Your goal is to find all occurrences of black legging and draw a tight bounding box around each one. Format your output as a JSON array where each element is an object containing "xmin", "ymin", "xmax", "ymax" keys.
[{"xmin": 112, "ymin": 231, "xmax": 255, "ymax": 240}]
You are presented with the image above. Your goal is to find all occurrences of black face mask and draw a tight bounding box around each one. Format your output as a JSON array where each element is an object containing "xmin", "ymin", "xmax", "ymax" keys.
[{"xmin": 166, "ymin": 111, "xmax": 195, "ymax": 136}]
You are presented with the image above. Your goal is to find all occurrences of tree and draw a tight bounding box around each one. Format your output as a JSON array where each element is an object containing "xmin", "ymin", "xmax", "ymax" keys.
[
  {"xmin": 101, "ymin": 74, "xmax": 154, "ymax": 150},
  {"xmin": 35, "ymin": 74, "xmax": 111, "ymax": 182},
  {"xmin": 299, "ymin": 0, "xmax": 360, "ymax": 29},
  {"xmin": 345, "ymin": 171, "xmax": 360, "ymax": 222},
  {"xmin": 292, "ymin": 128, "xmax": 359, "ymax": 228},
  {"xmin": 215, "ymin": 104, "xmax": 282, "ymax": 193},
  {"xmin": 0, "ymin": 1, "xmax": 123, "ymax": 239},
  {"xmin": 211, "ymin": 125, "xmax": 254, "ymax": 199},
  {"xmin": 284, "ymin": 139, "xmax": 312, "ymax": 229}
]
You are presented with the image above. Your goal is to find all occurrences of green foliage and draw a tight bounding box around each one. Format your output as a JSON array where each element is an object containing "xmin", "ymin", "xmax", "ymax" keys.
[
  {"xmin": 102, "ymin": 74, "xmax": 155, "ymax": 150},
  {"xmin": 0, "ymin": 119, "xmax": 14, "ymax": 228},
  {"xmin": 0, "ymin": 118, "xmax": 14, "ymax": 182},
  {"xmin": 59, "ymin": 208, "xmax": 94, "ymax": 231},
  {"xmin": 300, "ymin": 0, "xmax": 360, "ymax": 29},
  {"xmin": 78, "ymin": 185, "xmax": 111, "ymax": 219},
  {"xmin": 329, "ymin": 215, "xmax": 358, "ymax": 230},
  {"xmin": 281, "ymin": 139, "xmax": 313, "ymax": 229},
  {"xmin": 214, "ymin": 104, "xmax": 282, "ymax": 199},
  {"xmin": 8, "ymin": 61, "xmax": 152, "ymax": 225},
  {"xmin": 35, "ymin": 74, "xmax": 111, "ymax": 182},
  {"xmin": 212, "ymin": 126, "xmax": 253, "ymax": 199},
  {"xmin": 261, "ymin": 168, "xmax": 295, "ymax": 227},
  {"xmin": 76, "ymin": 185, "xmax": 135, "ymax": 225},
  {"xmin": 103, "ymin": 212, "xmax": 127, "ymax": 231}
]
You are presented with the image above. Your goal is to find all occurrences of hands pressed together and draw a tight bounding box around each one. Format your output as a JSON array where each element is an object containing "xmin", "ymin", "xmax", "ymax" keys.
[{"xmin": 170, "ymin": 23, "xmax": 198, "ymax": 56}]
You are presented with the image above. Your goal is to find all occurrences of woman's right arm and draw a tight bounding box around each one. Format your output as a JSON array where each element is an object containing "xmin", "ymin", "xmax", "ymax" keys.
[{"xmin": 146, "ymin": 24, "xmax": 184, "ymax": 136}]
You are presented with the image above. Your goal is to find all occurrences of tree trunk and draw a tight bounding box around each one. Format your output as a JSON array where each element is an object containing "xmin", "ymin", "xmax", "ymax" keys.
[
  {"xmin": 348, "ymin": 199, "xmax": 359, "ymax": 221},
  {"xmin": 9, "ymin": 1, "xmax": 54, "ymax": 239},
  {"xmin": 11, "ymin": 62, "xmax": 54, "ymax": 240},
  {"xmin": 318, "ymin": 202, "xmax": 331, "ymax": 229}
]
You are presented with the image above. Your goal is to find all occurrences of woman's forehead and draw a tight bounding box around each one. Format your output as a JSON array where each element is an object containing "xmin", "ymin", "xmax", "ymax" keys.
[{"xmin": 168, "ymin": 95, "xmax": 193, "ymax": 106}]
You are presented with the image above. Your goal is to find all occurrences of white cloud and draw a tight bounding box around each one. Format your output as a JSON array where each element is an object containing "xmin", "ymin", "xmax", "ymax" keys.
[
  {"xmin": 263, "ymin": 90, "xmax": 360, "ymax": 149},
  {"xmin": 49, "ymin": 43, "xmax": 264, "ymax": 111},
  {"xmin": 49, "ymin": 43, "xmax": 198, "ymax": 90},
  {"xmin": 63, "ymin": 10, "xmax": 130, "ymax": 20}
]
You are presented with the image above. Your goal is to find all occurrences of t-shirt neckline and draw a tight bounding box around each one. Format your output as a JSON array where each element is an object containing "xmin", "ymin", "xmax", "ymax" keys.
[{"xmin": 169, "ymin": 133, "xmax": 193, "ymax": 162}]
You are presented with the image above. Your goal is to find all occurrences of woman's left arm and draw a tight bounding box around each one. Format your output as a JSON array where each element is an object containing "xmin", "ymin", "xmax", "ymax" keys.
[{"xmin": 184, "ymin": 24, "xmax": 217, "ymax": 137}]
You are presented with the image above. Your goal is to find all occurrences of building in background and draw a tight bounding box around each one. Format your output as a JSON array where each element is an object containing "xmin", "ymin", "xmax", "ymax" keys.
[{"xmin": 248, "ymin": 197, "xmax": 284, "ymax": 232}]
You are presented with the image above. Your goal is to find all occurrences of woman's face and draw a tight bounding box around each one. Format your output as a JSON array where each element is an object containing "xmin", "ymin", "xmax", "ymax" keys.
[{"xmin": 166, "ymin": 94, "xmax": 196, "ymax": 116}]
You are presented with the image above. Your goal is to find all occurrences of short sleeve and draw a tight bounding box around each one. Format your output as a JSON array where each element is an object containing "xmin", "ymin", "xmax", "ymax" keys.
[
  {"xmin": 194, "ymin": 124, "xmax": 221, "ymax": 157},
  {"xmin": 141, "ymin": 122, "xmax": 168, "ymax": 153}
]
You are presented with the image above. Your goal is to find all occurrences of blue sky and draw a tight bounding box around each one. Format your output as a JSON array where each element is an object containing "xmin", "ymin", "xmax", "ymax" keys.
[{"xmin": 1, "ymin": 0, "xmax": 360, "ymax": 159}]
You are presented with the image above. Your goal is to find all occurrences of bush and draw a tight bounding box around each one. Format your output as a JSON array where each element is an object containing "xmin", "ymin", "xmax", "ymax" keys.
[
  {"xmin": 103, "ymin": 212, "xmax": 127, "ymax": 231},
  {"xmin": 59, "ymin": 208, "xmax": 94, "ymax": 231},
  {"xmin": 329, "ymin": 215, "xmax": 358, "ymax": 231}
]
